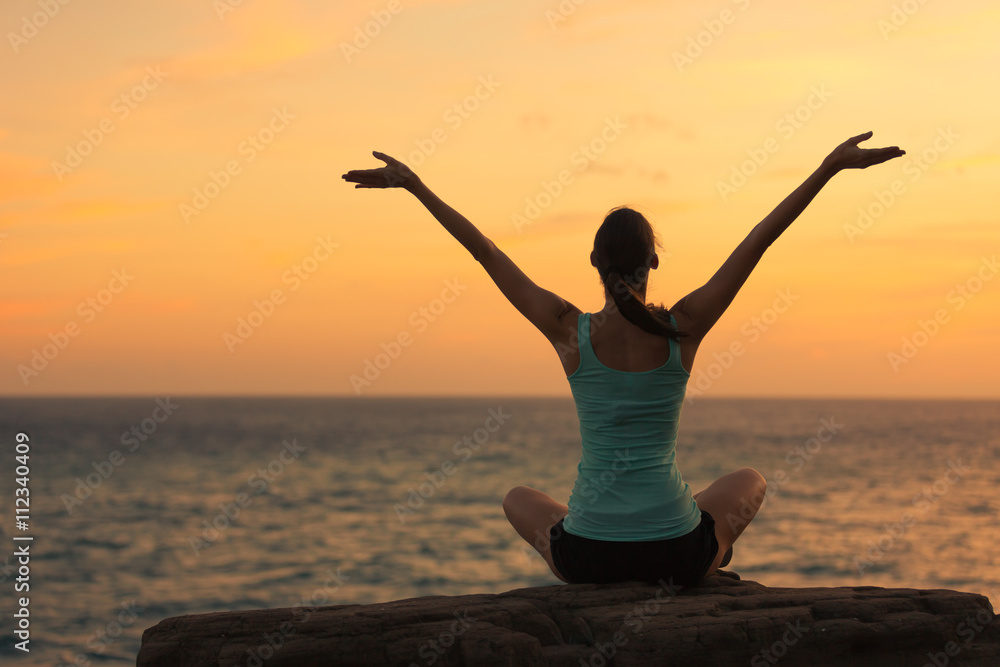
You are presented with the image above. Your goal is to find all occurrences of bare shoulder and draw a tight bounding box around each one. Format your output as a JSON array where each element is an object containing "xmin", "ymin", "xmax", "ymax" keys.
[
  {"xmin": 553, "ymin": 301, "xmax": 584, "ymax": 342},
  {"xmin": 550, "ymin": 302, "xmax": 584, "ymax": 376},
  {"xmin": 669, "ymin": 297, "xmax": 704, "ymax": 374},
  {"xmin": 668, "ymin": 296, "xmax": 698, "ymax": 336}
]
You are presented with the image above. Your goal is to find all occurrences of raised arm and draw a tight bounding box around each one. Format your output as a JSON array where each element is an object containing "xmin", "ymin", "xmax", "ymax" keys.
[
  {"xmin": 672, "ymin": 131, "xmax": 905, "ymax": 339},
  {"xmin": 342, "ymin": 152, "xmax": 576, "ymax": 341}
]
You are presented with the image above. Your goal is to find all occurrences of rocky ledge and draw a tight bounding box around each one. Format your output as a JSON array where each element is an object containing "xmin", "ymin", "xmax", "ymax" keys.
[{"xmin": 136, "ymin": 572, "xmax": 999, "ymax": 666}]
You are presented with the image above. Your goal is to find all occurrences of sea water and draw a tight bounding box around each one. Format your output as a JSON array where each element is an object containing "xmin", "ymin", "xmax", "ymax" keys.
[{"xmin": 0, "ymin": 396, "xmax": 997, "ymax": 665}]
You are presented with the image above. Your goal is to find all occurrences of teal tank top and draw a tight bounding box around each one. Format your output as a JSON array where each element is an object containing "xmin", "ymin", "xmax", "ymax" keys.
[{"xmin": 563, "ymin": 311, "xmax": 702, "ymax": 541}]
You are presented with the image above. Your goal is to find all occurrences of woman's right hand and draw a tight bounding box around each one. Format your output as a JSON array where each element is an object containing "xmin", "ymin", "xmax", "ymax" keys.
[
  {"xmin": 821, "ymin": 131, "xmax": 905, "ymax": 174},
  {"xmin": 342, "ymin": 151, "xmax": 422, "ymax": 191}
]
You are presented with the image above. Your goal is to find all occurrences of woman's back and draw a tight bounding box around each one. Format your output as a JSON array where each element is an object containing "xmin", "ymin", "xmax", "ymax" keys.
[
  {"xmin": 559, "ymin": 305, "xmax": 697, "ymax": 376},
  {"xmin": 563, "ymin": 311, "xmax": 702, "ymax": 541}
]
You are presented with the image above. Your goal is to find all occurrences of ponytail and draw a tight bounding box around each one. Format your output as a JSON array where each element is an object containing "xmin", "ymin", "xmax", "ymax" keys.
[
  {"xmin": 604, "ymin": 265, "xmax": 686, "ymax": 341},
  {"xmin": 594, "ymin": 206, "xmax": 686, "ymax": 341}
]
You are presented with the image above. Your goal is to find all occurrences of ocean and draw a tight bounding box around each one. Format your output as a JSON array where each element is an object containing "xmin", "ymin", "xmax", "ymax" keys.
[{"xmin": 0, "ymin": 396, "xmax": 998, "ymax": 665}]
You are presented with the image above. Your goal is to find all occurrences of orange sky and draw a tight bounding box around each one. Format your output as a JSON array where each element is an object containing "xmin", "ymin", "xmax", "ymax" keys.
[{"xmin": 1, "ymin": 0, "xmax": 998, "ymax": 398}]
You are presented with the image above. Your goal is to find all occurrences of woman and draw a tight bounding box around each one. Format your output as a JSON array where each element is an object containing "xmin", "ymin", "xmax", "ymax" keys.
[{"xmin": 342, "ymin": 131, "xmax": 904, "ymax": 586}]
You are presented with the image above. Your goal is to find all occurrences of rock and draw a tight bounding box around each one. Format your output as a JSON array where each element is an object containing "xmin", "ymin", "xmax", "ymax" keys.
[{"xmin": 136, "ymin": 571, "xmax": 1000, "ymax": 666}]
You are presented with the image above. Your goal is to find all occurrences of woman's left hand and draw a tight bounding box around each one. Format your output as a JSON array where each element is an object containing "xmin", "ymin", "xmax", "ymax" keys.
[
  {"xmin": 342, "ymin": 151, "xmax": 421, "ymax": 190},
  {"xmin": 820, "ymin": 131, "xmax": 905, "ymax": 174}
]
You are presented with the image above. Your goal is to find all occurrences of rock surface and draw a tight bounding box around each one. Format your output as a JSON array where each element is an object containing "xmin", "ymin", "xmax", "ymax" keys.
[{"xmin": 137, "ymin": 572, "xmax": 1000, "ymax": 666}]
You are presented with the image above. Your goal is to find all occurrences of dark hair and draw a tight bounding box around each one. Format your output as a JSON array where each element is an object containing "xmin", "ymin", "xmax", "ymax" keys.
[{"xmin": 593, "ymin": 206, "xmax": 687, "ymax": 341}]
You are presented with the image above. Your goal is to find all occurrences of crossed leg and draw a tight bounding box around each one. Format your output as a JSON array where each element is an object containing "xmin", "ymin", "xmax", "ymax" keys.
[
  {"xmin": 692, "ymin": 467, "xmax": 768, "ymax": 576},
  {"xmin": 502, "ymin": 486, "xmax": 570, "ymax": 583},
  {"xmin": 502, "ymin": 467, "xmax": 767, "ymax": 583}
]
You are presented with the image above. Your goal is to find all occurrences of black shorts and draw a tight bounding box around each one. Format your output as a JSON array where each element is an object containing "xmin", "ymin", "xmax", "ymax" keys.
[{"xmin": 548, "ymin": 509, "xmax": 719, "ymax": 586}]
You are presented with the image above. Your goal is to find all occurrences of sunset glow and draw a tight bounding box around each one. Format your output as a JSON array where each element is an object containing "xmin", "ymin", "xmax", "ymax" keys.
[{"xmin": 2, "ymin": 0, "xmax": 998, "ymax": 397}]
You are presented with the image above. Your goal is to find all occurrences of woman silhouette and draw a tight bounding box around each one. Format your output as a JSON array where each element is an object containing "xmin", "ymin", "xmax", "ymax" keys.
[{"xmin": 343, "ymin": 131, "xmax": 904, "ymax": 586}]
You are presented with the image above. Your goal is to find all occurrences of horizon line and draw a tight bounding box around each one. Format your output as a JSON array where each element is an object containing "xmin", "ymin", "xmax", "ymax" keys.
[{"xmin": 1, "ymin": 393, "xmax": 997, "ymax": 401}]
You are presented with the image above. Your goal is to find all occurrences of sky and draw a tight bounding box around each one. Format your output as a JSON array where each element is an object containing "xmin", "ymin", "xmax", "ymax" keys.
[{"xmin": 1, "ymin": 0, "xmax": 998, "ymax": 398}]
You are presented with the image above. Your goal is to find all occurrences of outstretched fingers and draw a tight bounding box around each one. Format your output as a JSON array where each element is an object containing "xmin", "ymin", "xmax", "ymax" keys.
[
  {"xmin": 825, "ymin": 132, "xmax": 906, "ymax": 171},
  {"xmin": 860, "ymin": 145, "xmax": 906, "ymax": 168},
  {"xmin": 341, "ymin": 169, "xmax": 379, "ymax": 186},
  {"xmin": 342, "ymin": 151, "xmax": 416, "ymax": 189},
  {"xmin": 342, "ymin": 168, "xmax": 372, "ymax": 179},
  {"xmin": 846, "ymin": 131, "xmax": 905, "ymax": 160},
  {"xmin": 848, "ymin": 130, "xmax": 874, "ymax": 146}
]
